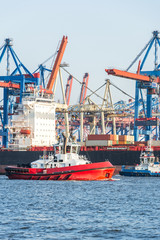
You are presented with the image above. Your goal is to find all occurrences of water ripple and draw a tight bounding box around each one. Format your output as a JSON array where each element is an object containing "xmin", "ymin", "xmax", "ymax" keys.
[{"xmin": 0, "ymin": 176, "xmax": 160, "ymax": 239}]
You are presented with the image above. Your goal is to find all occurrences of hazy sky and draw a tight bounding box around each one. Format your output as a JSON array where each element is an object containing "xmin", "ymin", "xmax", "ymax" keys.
[{"xmin": 0, "ymin": 0, "xmax": 160, "ymax": 105}]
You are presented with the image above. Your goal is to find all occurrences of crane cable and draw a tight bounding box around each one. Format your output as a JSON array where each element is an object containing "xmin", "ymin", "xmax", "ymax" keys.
[
  {"xmin": 61, "ymin": 67, "xmax": 135, "ymax": 101},
  {"xmin": 109, "ymin": 80, "xmax": 135, "ymax": 100},
  {"xmin": 61, "ymin": 67, "xmax": 106, "ymax": 101},
  {"xmin": 33, "ymin": 43, "xmax": 135, "ymax": 102}
]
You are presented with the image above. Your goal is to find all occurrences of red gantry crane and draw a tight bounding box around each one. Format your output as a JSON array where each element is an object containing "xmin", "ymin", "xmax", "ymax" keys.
[
  {"xmin": 65, "ymin": 75, "xmax": 73, "ymax": 106},
  {"xmin": 79, "ymin": 73, "xmax": 89, "ymax": 104}
]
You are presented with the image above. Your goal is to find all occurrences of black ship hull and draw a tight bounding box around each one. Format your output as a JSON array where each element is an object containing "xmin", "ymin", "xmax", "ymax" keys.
[
  {"xmin": 80, "ymin": 150, "xmax": 141, "ymax": 165},
  {"xmin": 0, "ymin": 150, "xmax": 49, "ymax": 174}
]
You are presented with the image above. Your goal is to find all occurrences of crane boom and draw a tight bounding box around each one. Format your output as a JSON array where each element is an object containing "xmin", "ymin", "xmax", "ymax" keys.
[
  {"xmin": 65, "ymin": 75, "xmax": 73, "ymax": 106},
  {"xmin": 105, "ymin": 68, "xmax": 150, "ymax": 82},
  {"xmin": 47, "ymin": 36, "xmax": 68, "ymax": 91},
  {"xmin": 79, "ymin": 73, "xmax": 89, "ymax": 104}
]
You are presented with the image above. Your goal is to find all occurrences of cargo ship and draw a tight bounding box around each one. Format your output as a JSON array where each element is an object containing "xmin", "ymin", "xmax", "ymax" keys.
[
  {"xmin": 1, "ymin": 89, "xmax": 160, "ymax": 175},
  {"xmin": 0, "ymin": 92, "xmax": 141, "ymax": 174},
  {"xmin": 0, "ymin": 89, "xmax": 159, "ymax": 175}
]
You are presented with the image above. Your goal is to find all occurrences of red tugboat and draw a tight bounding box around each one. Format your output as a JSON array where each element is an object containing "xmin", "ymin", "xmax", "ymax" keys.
[{"xmin": 5, "ymin": 141, "xmax": 115, "ymax": 181}]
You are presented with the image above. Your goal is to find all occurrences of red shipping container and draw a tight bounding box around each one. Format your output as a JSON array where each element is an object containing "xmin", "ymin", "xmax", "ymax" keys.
[
  {"xmin": 88, "ymin": 134, "xmax": 114, "ymax": 141},
  {"xmin": 119, "ymin": 135, "xmax": 127, "ymax": 141}
]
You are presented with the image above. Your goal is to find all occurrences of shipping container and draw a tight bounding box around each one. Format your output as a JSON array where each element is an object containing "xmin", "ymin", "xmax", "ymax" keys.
[
  {"xmin": 119, "ymin": 135, "xmax": 134, "ymax": 141},
  {"xmin": 119, "ymin": 141, "xmax": 127, "ymax": 145},
  {"xmin": 148, "ymin": 140, "xmax": 160, "ymax": 146},
  {"xmin": 88, "ymin": 134, "xmax": 114, "ymax": 141},
  {"xmin": 86, "ymin": 140, "xmax": 113, "ymax": 146}
]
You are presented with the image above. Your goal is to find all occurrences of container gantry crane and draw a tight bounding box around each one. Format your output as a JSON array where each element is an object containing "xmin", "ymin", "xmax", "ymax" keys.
[
  {"xmin": 0, "ymin": 38, "xmax": 40, "ymax": 148},
  {"xmin": 0, "ymin": 36, "xmax": 68, "ymax": 148},
  {"xmin": 106, "ymin": 31, "xmax": 160, "ymax": 141}
]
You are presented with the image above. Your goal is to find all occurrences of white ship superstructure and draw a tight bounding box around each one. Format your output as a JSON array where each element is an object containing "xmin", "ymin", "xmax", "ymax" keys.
[{"xmin": 8, "ymin": 93, "xmax": 56, "ymax": 150}]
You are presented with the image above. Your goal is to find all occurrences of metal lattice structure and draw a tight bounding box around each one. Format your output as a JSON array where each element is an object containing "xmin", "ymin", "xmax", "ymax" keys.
[
  {"xmin": 106, "ymin": 31, "xmax": 160, "ymax": 141},
  {"xmin": 0, "ymin": 38, "xmax": 40, "ymax": 147}
]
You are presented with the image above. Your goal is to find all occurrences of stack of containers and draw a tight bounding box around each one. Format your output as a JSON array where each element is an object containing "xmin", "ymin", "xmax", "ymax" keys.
[{"xmin": 86, "ymin": 134, "xmax": 119, "ymax": 146}]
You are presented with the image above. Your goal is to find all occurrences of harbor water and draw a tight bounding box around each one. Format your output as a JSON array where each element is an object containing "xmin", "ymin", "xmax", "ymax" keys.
[{"xmin": 0, "ymin": 175, "xmax": 160, "ymax": 240}]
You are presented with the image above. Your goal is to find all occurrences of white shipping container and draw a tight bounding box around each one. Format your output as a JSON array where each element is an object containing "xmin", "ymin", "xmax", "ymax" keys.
[
  {"xmin": 148, "ymin": 140, "xmax": 160, "ymax": 146},
  {"xmin": 86, "ymin": 140, "xmax": 113, "ymax": 146},
  {"xmin": 126, "ymin": 135, "xmax": 134, "ymax": 141}
]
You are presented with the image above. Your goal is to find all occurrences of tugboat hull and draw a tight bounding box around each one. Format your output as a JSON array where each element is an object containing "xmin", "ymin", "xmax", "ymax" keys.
[
  {"xmin": 119, "ymin": 169, "xmax": 160, "ymax": 177},
  {"xmin": 119, "ymin": 169, "xmax": 150, "ymax": 177},
  {"xmin": 5, "ymin": 161, "xmax": 115, "ymax": 181}
]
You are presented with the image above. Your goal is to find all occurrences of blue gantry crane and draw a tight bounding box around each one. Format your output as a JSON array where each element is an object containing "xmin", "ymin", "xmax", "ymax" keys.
[
  {"xmin": 0, "ymin": 38, "xmax": 40, "ymax": 148},
  {"xmin": 0, "ymin": 36, "xmax": 68, "ymax": 148},
  {"xmin": 106, "ymin": 31, "xmax": 160, "ymax": 141}
]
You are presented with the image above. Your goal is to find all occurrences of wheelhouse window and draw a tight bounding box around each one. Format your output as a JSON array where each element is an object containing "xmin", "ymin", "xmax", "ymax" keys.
[
  {"xmin": 72, "ymin": 146, "xmax": 77, "ymax": 153},
  {"xmin": 66, "ymin": 146, "xmax": 71, "ymax": 153},
  {"xmin": 77, "ymin": 146, "xmax": 80, "ymax": 153},
  {"xmin": 55, "ymin": 146, "xmax": 59, "ymax": 154}
]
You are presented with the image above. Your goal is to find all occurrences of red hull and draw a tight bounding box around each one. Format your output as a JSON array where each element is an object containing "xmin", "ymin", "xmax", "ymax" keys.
[{"xmin": 5, "ymin": 161, "xmax": 115, "ymax": 181}]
